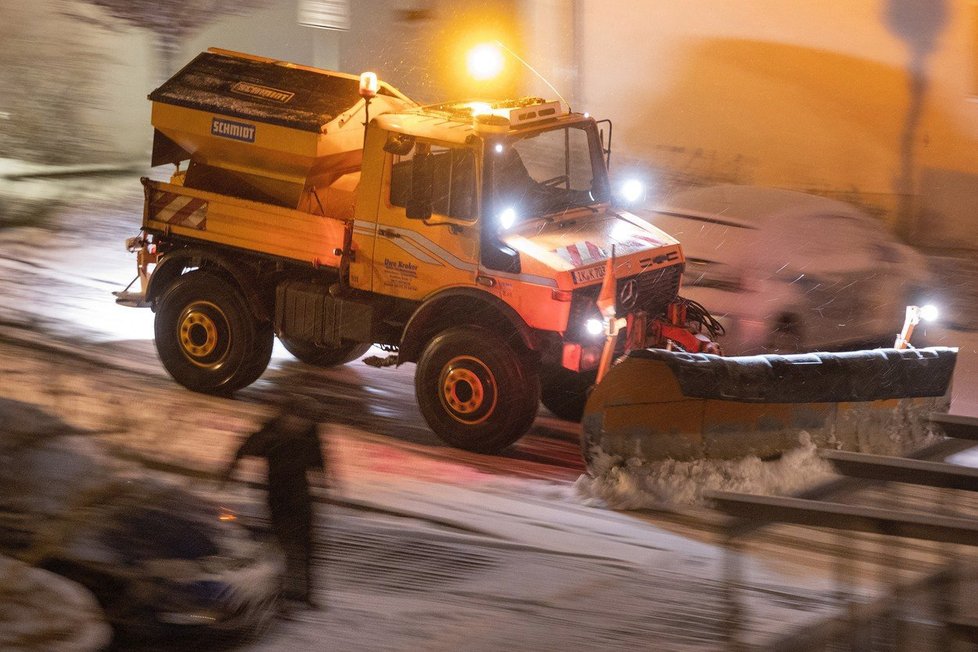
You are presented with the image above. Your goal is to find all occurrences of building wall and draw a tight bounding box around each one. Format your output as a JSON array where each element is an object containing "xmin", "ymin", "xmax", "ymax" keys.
[
  {"xmin": 0, "ymin": 0, "xmax": 155, "ymax": 163},
  {"xmin": 534, "ymin": 0, "xmax": 978, "ymax": 249},
  {"xmin": 0, "ymin": 0, "xmax": 520, "ymax": 163},
  {"xmin": 9, "ymin": 1, "xmax": 969, "ymax": 249}
]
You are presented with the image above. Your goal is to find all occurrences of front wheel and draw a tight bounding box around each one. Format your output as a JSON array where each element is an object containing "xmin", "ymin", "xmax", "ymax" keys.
[
  {"xmin": 539, "ymin": 365, "xmax": 596, "ymax": 422},
  {"xmin": 415, "ymin": 327, "xmax": 540, "ymax": 454},
  {"xmin": 155, "ymin": 270, "xmax": 272, "ymax": 394}
]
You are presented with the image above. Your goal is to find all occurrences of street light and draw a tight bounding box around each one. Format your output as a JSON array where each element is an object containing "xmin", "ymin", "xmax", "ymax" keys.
[{"xmin": 467, "ymin": 43, "xmax": 504, "ymax": 81}]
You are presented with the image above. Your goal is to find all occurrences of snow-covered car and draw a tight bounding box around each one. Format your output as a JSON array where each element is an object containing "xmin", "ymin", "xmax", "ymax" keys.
[
  {"xmin": 0, "ymin": 555, "xmax": 112, "ymax": 652},
  {"xmin": 0, "ymin": 398, "xmax": 280, "ymax": 644},
  {"xmin": 637, "ymin": 185, "xmax": 936, "ymax": 354}
]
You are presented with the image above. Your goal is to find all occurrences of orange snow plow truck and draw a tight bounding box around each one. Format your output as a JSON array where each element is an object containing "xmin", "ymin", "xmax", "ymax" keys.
[{"xmin": 116, "ymin": 49, "xmax": 956, "ymax": 460}]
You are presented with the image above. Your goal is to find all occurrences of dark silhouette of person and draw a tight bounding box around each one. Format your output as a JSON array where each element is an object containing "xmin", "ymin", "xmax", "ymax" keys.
[{"xmin": 222, "ymin": 395, "xmax": 327, "ymax": 608}]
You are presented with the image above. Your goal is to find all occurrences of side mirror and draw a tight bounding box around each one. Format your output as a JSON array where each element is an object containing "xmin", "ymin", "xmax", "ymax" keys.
[
  {"xmin": 481, "ymin": 237, "xmax": 521, "ymax": 273},
  {"xmin": 406, "ymin": 146, "xmax": 433, "ymax": 219}
]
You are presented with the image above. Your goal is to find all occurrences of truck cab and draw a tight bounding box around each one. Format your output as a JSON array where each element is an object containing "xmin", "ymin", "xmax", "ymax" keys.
[{"xmin": 352, "ymin": 99, "xmax": 687, "ymax": 386}]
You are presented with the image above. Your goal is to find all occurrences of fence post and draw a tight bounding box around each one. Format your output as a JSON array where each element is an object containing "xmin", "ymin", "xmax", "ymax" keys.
[{"xmin": 723, "ymin": 531, "xmax": 745, "ymax": 651}]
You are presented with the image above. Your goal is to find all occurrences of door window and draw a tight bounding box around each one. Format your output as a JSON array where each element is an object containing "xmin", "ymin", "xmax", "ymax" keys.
[{"xmin": 390, "ymin": 144, "xmax": 477, "ymax": 220}]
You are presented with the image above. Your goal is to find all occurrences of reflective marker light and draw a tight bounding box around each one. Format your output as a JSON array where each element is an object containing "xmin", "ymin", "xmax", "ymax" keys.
[
  {"xmin": 499, "ymin": 207, "xmax": 517, "ymax": 229},
  {"xmin": 467, "ymin": 43, "xmax": 504, "ymax": 81},
  {"xmin": 585, "ymin": 318, "xmax": 605, "ymax": 336},
  {"xmin": 620, "ymin": 179, "xmax": 645, "ymax": 204}
]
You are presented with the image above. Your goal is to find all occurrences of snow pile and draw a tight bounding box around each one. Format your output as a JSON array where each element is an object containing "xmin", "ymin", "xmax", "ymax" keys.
[
  {"xmin": 0, "ymin": 556, "xmax": 111, "ymax": 652},
  {"xmin": 576, "ymin": 433, "xmax": 835, "ymax": 509}
]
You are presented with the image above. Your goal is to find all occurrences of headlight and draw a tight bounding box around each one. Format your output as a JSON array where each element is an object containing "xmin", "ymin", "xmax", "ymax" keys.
[
  {"xmin": 619, "ymin": 179, "xmax": 645, "ymax": 204},
  {"xmin": 919, "ymin": 304, "xmax": 939, "ymax": 322},
  {"xmin": 585, "ymin": 318, "xmax": 605, "ymax": 336},
  {"xmin": 499, "ymin": 207, "xmax": 517, "ymax": 230}
]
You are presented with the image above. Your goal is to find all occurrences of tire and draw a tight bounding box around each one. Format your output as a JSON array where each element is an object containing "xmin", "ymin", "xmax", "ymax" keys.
[
  {"xmin": 415, "ymin": 326, "xmax": 540, "ymax": 454},
  {"xmin": 279, "ymin": 336, "xmax": 372, "ymax": 367},
  {"xmin": 539, "ymin": 365, "xmax": 597, "ymax": 422},
  {"xmin": 239, "ymin": 320, "xmax": 275, "ymax": 386},
  {"xmin": 154, "ymin": 270, "xmax": 271, "ymax": 394}
]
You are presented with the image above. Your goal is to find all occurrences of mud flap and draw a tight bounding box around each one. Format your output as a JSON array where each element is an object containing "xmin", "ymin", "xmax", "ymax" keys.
[{"xmin": 581, "ymin": 347, "xmax": 957, "ymax": 472}]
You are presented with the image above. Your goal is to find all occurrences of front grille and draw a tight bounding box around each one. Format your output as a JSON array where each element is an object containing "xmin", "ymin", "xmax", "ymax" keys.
[{"xmin": 566, "ymin": 263, "xmax": 683, "ymax": 342}]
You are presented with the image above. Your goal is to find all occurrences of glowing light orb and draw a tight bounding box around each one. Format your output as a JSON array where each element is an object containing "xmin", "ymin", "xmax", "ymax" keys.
[{"xmin": 467, "ymin": 43, "xmax": 504, "ymax": 81}]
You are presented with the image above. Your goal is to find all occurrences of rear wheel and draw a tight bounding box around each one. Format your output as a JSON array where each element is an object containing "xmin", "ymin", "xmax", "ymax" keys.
[
  {"xmin": 539, "ymin": 365, "xmax": 596, "ymax": 422},
  {"xmin": 415, "ymin": 326, "xmax": 540, "ymax": 454},
  {"xmin": 155, "ymin": 271, "xmax": 272, "ymax": 394},
  {"xmin": 239, "ymin": 321, "xmax": 275, "ymax": 386},
  {"xmin": 279, "ymin": 336, "xmax": 371, "ymax": 367}
]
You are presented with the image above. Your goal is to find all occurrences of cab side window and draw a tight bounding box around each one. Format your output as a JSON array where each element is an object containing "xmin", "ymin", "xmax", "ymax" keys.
[{"xmin": 390, "ymin": 144, "xmax": 476, "ymax": 220}]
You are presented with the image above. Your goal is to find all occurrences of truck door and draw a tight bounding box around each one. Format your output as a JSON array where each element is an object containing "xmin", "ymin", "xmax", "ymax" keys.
[{"xmin": 367, "ymin": 134, "xmax": 481, "ymax": 300}]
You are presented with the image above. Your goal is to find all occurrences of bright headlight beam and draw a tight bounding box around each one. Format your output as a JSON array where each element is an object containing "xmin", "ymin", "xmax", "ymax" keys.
[
  {"xmin": 499, "ymin": 207, "xmax": 517, "ymax": 230},
  {"xmin": 585, "ymin": 318, "xmax": 604, "ymax": 336},
  {"xmin": 621, "ymin": 179, "xmax": 645, "ymax": 204},
  {"xmin": 919, "ymin": 304, "xmax": 939, "ymax": 322}
]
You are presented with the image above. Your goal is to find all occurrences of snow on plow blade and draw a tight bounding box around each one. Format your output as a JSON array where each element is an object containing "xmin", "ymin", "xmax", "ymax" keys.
[{"xmin": 582, "ymin": 347, "xmax": 957, "ymax": 470}]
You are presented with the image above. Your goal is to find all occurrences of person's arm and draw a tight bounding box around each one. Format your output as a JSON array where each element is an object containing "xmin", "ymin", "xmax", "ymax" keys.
[
  {"xmin": 306, "ymin": 425, "xmax": 333, "ymax": 491},
  {"xmin": 219, "ymin": 445, "xmax": 248, "ymax": 488},
  {"xmin": 218, "ymin": 457, "xmax": 237, "ymax": 490},
  {"xmin": 220, "ymin": 420, "xmax": 274, "ymax": 487}
]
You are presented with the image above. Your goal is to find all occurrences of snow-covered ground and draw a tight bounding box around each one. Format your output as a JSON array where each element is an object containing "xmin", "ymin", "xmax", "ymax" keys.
[
  {"xmin": 2, "ymin": 175, "xmax": 977, "ymax": 648},
  {"xmin": 2, "ymin": 327, "xmax": 974, "ymax": 650}
]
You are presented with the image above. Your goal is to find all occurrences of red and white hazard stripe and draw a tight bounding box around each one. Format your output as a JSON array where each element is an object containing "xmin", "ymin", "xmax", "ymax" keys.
[
  {"xmin": 557, "ymin": 241, "xmax": 605, "ymax": 266},
  {"xmin": 624, "ymin": 233, "xmax": 665, "ymax": 248},
  {"xmin": 150, "ymin": 191, "xmax": 207, "ymax": 230}
]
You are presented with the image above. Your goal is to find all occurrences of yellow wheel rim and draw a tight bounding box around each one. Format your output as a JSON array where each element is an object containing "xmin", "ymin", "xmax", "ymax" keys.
[
  {"xmin": 177, "ymin": 301, "xmax": 229, "ymax": 368},
  {"xmin": 439, "ymin": 356, "xmax": 497, "ymax": 425}
]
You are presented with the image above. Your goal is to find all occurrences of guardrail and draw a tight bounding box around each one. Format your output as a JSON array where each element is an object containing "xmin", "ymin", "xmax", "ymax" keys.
[{"xmin": 705, "ymin": 413, "xmax": 978, "ymax": 651}]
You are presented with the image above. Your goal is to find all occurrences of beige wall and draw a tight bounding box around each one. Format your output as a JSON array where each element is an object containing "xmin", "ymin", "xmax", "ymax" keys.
[
  {"xmin": 530, "ymin": 0, "xmax": 978, "ymax": 249},
  {"xmin": 0, "ymin": 0, "xmax": 520, "ymax": 162},
  {"xmin": 0, "ymin": 0, "xmax": 155, "ymax": 163},
  {"xmin": 9, "ymin": 0, "xmax": 971, "ymax": 248}
]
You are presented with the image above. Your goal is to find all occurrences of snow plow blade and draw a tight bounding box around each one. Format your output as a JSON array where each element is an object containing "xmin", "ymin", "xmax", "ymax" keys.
[{"xmin": 582, "ymin": 347, "xmax": 957, "ymax": 470}]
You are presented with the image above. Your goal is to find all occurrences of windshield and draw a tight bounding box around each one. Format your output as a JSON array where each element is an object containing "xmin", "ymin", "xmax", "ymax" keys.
[{"xmin": 489, "ymin": 122, "xmax": 609, "ymax": 227}]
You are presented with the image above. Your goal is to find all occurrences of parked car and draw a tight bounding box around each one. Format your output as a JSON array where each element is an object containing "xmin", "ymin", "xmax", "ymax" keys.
[
  {"xmin": 0, "ymin": 554, "xmax": 112, "ymax": 651},
  {"xmin": 636, "ymin": 185, "xmax": 936, "ymax": 354},
  {"xmin": 0, "ymin": 398, "xmax": 280, "ymax": 644}
]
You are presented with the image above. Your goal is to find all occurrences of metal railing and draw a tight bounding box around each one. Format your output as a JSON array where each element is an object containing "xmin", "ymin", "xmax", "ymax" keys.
[{"xmin": 706, "ymin": 413, "xmax": 978, "ymax": 651}]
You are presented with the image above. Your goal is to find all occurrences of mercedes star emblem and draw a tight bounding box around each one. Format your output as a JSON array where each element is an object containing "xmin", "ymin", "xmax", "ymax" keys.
[{"xmin": 619, "ymin": 278, "xmax": 639, "ymax": 310}]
